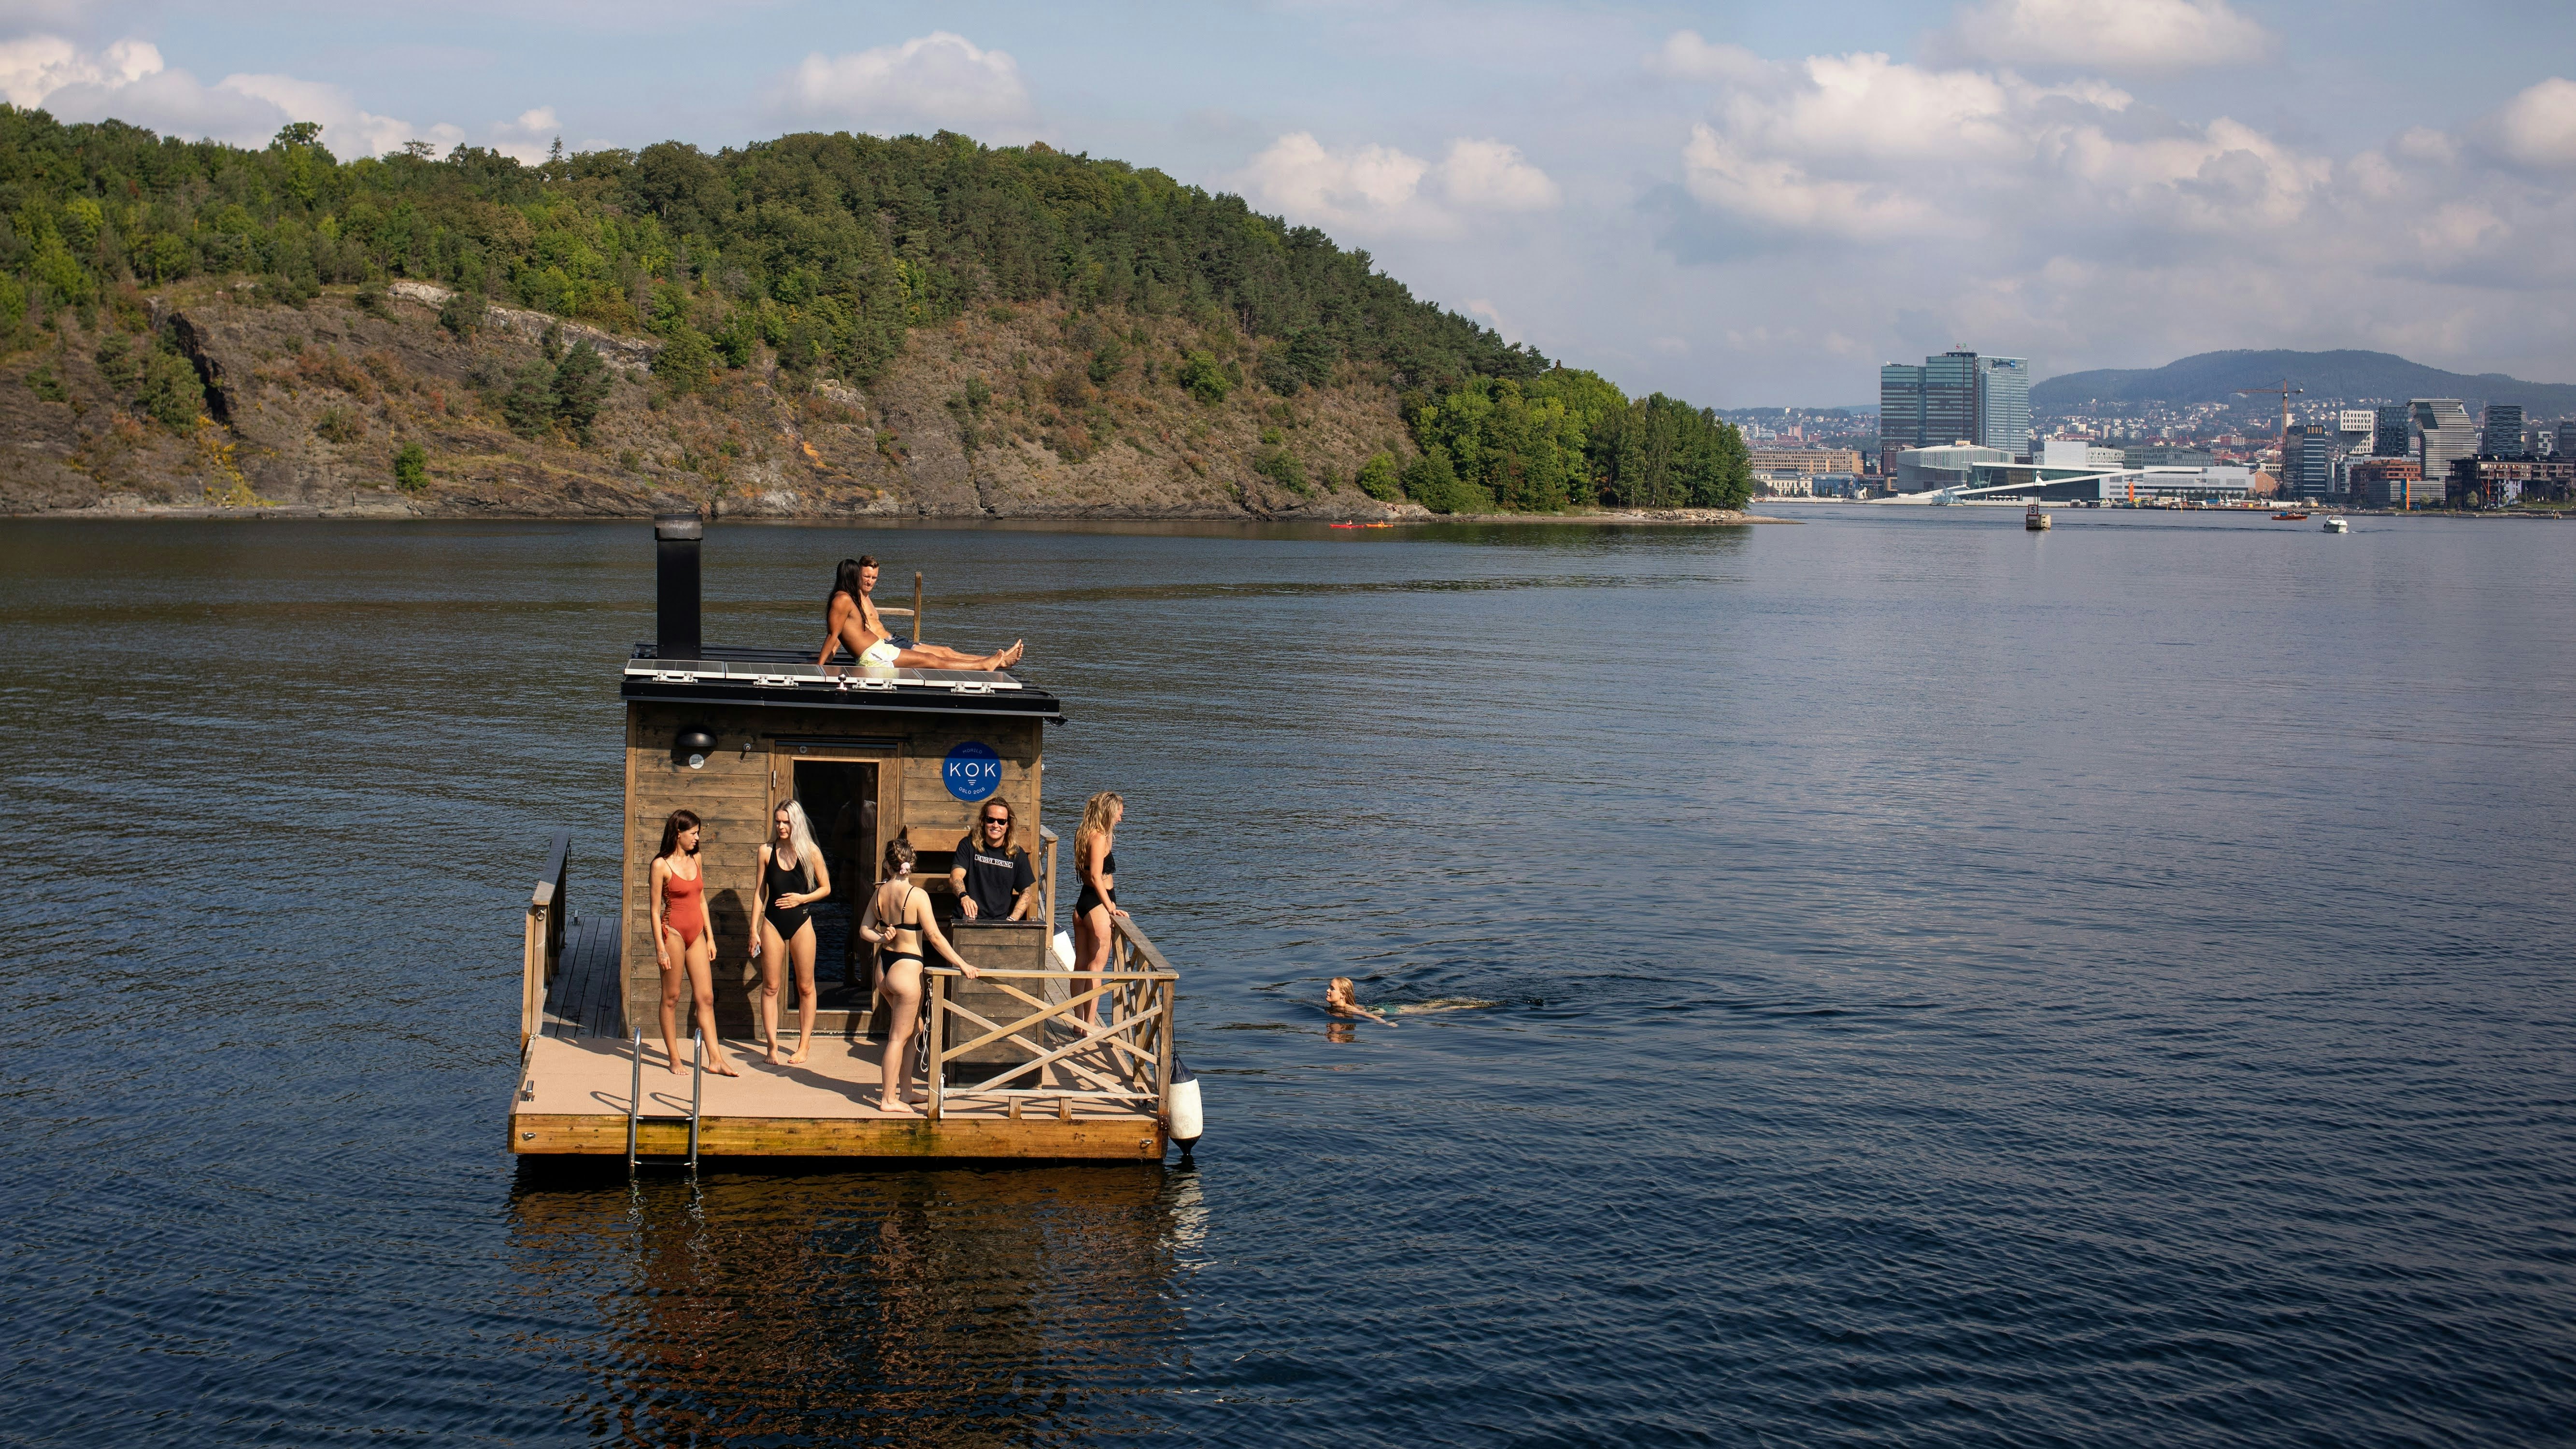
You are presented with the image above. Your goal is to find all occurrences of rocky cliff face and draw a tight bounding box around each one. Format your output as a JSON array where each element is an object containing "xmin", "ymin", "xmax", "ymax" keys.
[{"xmin": 2, "ymin": 282, "xmax": 1432, "ymax": 520}]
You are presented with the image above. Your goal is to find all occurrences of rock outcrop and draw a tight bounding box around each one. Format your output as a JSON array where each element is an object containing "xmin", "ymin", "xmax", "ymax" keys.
[{"xmin": 3, "ymin": 281, "xmax": 1433, "ymax": 520}]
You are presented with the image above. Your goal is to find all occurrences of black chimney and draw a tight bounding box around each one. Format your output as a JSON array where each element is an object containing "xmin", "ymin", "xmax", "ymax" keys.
[{"xmin": 655, "ymin": 512, "xmax": 702, "ymax": 660}]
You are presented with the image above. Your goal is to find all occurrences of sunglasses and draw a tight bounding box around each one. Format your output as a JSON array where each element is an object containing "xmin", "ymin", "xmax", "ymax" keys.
[{"xmin": 982, "ymin": 816, "xmax": 1010, "ymax": 826}]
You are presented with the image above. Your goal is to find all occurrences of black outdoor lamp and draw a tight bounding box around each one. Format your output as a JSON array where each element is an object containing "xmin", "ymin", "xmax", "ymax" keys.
[{"xmin": 675, "ymin": 728, "xmax": 717, "ymax": 769}]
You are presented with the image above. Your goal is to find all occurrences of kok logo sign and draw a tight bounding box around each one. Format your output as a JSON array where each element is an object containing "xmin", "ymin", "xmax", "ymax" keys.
[{"xmin": 942, "ymin": 741, "xmax": 1002, "ymax": 803}]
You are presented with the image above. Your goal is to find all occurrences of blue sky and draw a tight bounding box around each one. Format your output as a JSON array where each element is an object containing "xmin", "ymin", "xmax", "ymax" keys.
[{"xmin": 9, "ymin": 1, "xmax": 2574, "ymax": 406}]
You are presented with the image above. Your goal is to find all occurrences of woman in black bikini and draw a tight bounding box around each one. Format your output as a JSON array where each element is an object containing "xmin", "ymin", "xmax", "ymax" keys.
[
  {"xmin": 857, "ymin": 837, "xmax": 982, "ymax": 1113},
  {"xmin": 1071, "ymin": 791, "xmax": 1126, "ymax": 1032},
  {"xmin": 751, "ymin": 799, "xmax": 832, "ymax": 1067}
]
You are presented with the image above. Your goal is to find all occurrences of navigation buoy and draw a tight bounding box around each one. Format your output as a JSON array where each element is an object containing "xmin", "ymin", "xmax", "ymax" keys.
[{"xmin": 1167, "ymin": 1055, "xmax": 1203, "ymax": 1152}]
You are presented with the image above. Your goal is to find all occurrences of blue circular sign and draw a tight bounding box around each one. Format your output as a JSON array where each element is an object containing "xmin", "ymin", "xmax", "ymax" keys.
[{"xmin": 942, "ymin": 741, "xmax": 1001, "ymax": 803}]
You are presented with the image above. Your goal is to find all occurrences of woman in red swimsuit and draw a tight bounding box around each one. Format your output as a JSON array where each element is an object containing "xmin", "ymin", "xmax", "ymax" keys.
[{"xmin": 653, "ymin": 810, "xmax": 740, "ymax": 1078}]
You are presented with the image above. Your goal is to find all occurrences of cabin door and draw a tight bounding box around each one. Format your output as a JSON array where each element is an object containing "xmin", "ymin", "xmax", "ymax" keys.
[{"xmin": 769, "ymin": 741, "xmax": 898, "ymax": 997}]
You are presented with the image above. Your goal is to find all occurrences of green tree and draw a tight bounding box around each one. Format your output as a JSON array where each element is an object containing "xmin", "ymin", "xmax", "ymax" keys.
[
  {"xmin": 499, "ymin": 359, "xmax": 556, "ymax": 437},
  {"xmin": 29, "ymin": 235, "xmax": 91, "ymax": 305},
  {"xmin": 136, "ymin": 342, "xmax": 206, "ymax": 429},
  {"xmin": 95, "ymin": 333, "xmax": 142, "ymax": 393},
  {"xmin": 1254, "ymin": 443, "xmax": 1307, "ymax": 494},
  {"xmin": 1176, "ymin": 350, "xmax": 1230, "ymax": 405},
  {"xmin": 1593, "ymin": 394, "xmax": 1751, "ymax": 510},
  {"xmin": 550, "ymin": 341, "xmax": 612, "ymax": 440},
  {"xmin": 1355, "ymin": 451, "xmax": 1401, "ymax": 501},
  {"xmin": 1400, "ymin": 444, "xmax": 1484, "ymax": 513},
  {"xmin": 653, "ymin": 325, "xmax": 714, "ymax": 393},
  {"xmin": 393, "ymin": 442, "xmax": 428, "ymax": 491},
  {"xmin": 439, "ymin": 289, "xmax": 487, "ymax": 338}
]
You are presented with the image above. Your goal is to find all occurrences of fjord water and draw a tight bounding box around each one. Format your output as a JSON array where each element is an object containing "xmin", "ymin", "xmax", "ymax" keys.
[{"xmin": 3, "ymin": 508, "xmax": 2570, "ymax": 1445}]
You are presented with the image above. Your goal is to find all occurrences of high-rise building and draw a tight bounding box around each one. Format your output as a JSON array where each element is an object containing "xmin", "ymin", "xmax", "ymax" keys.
[
  {"xmin": 2412, "ymin": 399, "xmax": 2478, "ymax": 493},
  {"xmin": 2558, "ymin": 419, "xmax": 2576, "ymax": 459},
  {"xmin": 2373, "ymin": 405, "xmax": 2411, "ymax": 458},
  {"xmin": 2281, "ymin": 424, "xmax": 2333, "ymax": 499},
  {"xmin": 1879, "ymin": 350, "xmax": 2026, "ymax": 459},
  {"xmin": 1979, "ymin": 356, "xmax": 2031, "ymax": 461},
  {"xmin": 2481, "ymin": 403, "xmax": 2526, "ymax": 458},
  {"xmin": 1879, "ymin": 365, "xmax": 1924, "ymax": 455}
]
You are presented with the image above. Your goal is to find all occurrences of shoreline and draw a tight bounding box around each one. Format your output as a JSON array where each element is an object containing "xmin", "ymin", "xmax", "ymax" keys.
[{"xmin": 4, "ymin": 502, "xmax": 1792, "ymax": 526}]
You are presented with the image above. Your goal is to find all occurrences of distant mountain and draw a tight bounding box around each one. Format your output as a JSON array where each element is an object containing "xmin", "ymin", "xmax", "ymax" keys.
[{"xmin": 2032, "ymin": 350, "xmax": 2576, "ymax": 416}]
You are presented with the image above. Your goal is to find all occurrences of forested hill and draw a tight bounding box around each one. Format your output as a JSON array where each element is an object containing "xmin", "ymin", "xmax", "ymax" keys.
[
  {"xmin": 2033, "ymin": 349, "xmax": 2576, "ymax": 415},
  {"xmin": 0, "ymin": 109, "xmax": 1751, "ymax": 517}
]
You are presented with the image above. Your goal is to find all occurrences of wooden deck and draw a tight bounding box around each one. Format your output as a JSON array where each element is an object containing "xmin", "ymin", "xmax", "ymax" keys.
[{"xmin": 511, "ymin": 905, "xmax": 1168, "ymax": 1162}]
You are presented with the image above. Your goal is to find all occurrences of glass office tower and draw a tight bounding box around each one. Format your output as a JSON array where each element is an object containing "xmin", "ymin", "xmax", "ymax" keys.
[{"xmin": 1880, "ymin": 349, "xmax": 2024, "ymax": 459}]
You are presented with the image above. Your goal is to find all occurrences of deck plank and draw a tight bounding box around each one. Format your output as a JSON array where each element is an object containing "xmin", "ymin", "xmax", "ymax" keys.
[{"xmin": 510, "ymin": 1028, "xmax": 1162, "ymax": 1158}]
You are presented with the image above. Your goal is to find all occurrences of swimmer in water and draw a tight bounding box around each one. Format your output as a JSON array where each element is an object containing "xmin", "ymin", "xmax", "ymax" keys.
[
  {"xmin": 1326, "ymin": 977, "xmax": 1394, "ymax": 1024},
  {"xmin": 1327, "ymin": 976, "xmax": 1499, "ymax": 1023}
]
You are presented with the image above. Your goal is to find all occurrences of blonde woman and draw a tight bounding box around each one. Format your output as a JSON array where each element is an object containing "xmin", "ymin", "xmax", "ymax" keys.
[
  {"xmin": 1071, "ymin": 792, "xmax": 1126, "ymax": 1032},
  {"xmin": 751, "ymin": 799, "xmax": 832, "ymax": 1067},
  {"xmin": 858, "ymin": 837, "xmax": 982, "ymax": 1113},
  {"xmin": 652, "ymin": 810, "xmax": 740, "ymax": 1078}
]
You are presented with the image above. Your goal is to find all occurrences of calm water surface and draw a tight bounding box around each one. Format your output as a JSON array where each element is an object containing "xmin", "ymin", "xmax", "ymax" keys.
[{"xmin": 3, "ymin": 507, "xmax": 2571, "ymax": 1446}]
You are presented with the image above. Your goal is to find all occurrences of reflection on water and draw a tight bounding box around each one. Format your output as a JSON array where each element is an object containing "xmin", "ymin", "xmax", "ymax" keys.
[{"xmin": 507, "ymin": 1166, "xmax": 1195, "ymax": 1442}]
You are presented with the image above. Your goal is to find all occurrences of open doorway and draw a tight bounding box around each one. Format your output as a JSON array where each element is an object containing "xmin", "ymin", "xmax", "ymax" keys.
[{"xmin": 781, "ymin": 755, "xmax": 882, "ymax": 1005}]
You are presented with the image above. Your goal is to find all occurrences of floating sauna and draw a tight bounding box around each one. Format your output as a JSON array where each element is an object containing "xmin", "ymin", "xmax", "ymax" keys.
[{"xmin": 508, "ymin": 515, "xmax": 1184, "ymax": 1163}]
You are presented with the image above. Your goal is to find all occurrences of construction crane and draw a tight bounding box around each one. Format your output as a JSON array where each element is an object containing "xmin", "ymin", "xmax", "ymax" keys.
[{"xmin": 2236, "ymin": 378, "xmax": 2304, "ymax": 488}]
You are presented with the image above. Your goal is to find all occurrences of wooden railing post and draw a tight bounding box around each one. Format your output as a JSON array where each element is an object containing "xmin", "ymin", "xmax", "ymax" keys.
[
  {"xmin": 925, "ymin": 972, "xmax": 946, "ymax": 1122},
  {"xmin": 1038, "ymin": 825, "xmax": 1058, "ymax": 933},
  {"xmin": 522, "ymin": 886, "xmax": 549, "ymax": 1053},
  {"xmin": 912, "ymin": 571, "xmax": 925, "ymax": 646},
  {"xmin": 522, "ymin": 831, "xmax": 571, "ymax": 1055},
  {"xmin": 1155, "ymin": 979, "xmax": 1175, "ymax": 1107}
]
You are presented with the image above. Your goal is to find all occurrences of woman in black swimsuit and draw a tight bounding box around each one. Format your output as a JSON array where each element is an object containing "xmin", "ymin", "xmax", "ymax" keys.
[
  {"xmin": 751, "ymin": 799, "xmax": 832, "ymax": 1066},
  {"xmin": 858, "ymin": 837, "xmax": 982, "ymax": 1113},
  {"xmin": 1071, "ymin": 791, "xmax": 1126, "ymax": 1032}
]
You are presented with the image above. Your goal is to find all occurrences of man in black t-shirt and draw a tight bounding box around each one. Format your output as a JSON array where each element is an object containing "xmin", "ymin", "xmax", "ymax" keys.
[{"xmin": 951, "ymin": 798, "xmax": 1039, "ymax": 920}]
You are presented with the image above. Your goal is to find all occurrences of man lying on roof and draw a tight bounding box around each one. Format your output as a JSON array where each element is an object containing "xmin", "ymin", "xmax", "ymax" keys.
[{"xmin": 818, "ymin": 556, "xmax": 1025, "ymax": 672}]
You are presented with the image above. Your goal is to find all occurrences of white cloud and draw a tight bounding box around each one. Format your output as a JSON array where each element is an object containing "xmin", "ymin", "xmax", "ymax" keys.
[
  {"xmin": 1681, "ymin": 122, "xmax": 1927, "ymax": 236},
  {"xmin": 1464, "ymin": 298, "xmax": 1523, "ymax": 343},
  {"xmin": 489, "ymin": 106, "xmax": 562, "ymax": 164},
  {"xmin": 1646, "ymin": 31, "xmax": 1773, "ymax": 85},
  {"xmin": 781, "ymin": 32, "xmax": 1035, "ymax": 139},
  {"xmin": 2495, "ymin": 76, "xmax": 2576, "ymax": 168},
  {"xmin": 221, "ymin": 72, "xmax": 446, "ymax": 157},
  {"xmin": 0, "ymin": 34, "xmax": 156, "ymax": 105},
  {"xmin": 1649, "ymin": 34, "xmax": 2576, "ymax": 397},
  {"xmin": 1240, "ymin": 132, "xmax": 1558, "ymax": 236},
  {"xmin": 1941, "ymin": 0, "xmax": 2271, "ymax": 70},
  {"xmin": 1675, "ymin": 49, "xmax": 2320, "ymax": 246},
  {"xmin": 1436, "ymin": 139, "xmax": 1559, "ymax": 211},
  {"xmin": 7, "ymin": 33, "xmax": 481, "ymax": 157}
]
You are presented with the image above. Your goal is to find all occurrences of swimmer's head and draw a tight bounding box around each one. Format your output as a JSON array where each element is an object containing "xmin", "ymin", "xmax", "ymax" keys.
[{"xmin": 1326, "ymin": 977, "xmax": 1356, "ymax": 1004}]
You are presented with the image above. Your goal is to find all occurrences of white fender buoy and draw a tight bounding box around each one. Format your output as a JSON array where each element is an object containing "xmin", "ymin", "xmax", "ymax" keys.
[
  {"xmin": 1167, "ymin": 1056, "xmax": 1203, "ymax": 1149},
  {"xmin": 1051, "ymin": 930, "xmax": 1075, "ymax": 969}
]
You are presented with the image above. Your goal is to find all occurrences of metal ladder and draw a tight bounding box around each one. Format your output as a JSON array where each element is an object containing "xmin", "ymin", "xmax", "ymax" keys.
[{"xmin": 627, "ymin": 1027, "xmax": 703, "ymax": 1172}]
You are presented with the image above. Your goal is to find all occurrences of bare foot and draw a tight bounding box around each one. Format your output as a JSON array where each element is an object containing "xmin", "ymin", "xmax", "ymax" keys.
[
  {"xmin": 785, "ymin": 1047, "xmax": 810, "ymax": 1065},
  {"xmin": 667, "ymin": 1058, "xmax": 687, "ymax": 1076},
  {"xmin": 706, "ymin": 1055, "xmax": 742, "ymax": 1078},
  {"xmin": 874, "ymin": 1097, "xmax": 914, "ymax": 1115},
  {"xmin": 1001, "ymin": 640, "xmax": 1025, "ymax": 667}
]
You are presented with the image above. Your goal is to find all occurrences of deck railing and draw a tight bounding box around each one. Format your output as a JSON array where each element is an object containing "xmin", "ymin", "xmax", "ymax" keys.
[
  {"xmin": 922, "ymin": 912, "xmax": 1177, "ymax": 1122},
  {"xmin": 520, "ymin": 830, "xmax": 570, "ymax": 1053}
]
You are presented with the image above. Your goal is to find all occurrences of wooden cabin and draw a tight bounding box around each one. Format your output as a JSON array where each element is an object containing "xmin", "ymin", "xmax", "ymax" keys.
[{"xmin": 508, "ymin": 515, "xmax": 1181, "ymax": 1164}]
